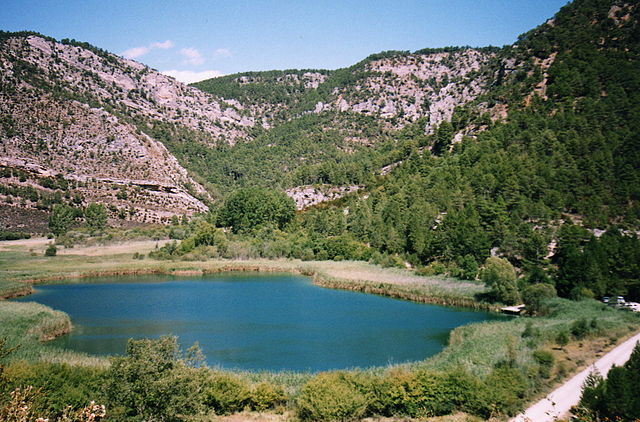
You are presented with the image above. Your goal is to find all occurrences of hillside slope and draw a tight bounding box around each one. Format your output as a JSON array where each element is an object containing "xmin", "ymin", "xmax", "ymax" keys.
[
  {"xmin": 0, "ymin": 32, "xmax": 257, "ymax": 228},
  {"xmin": 1, "ymin": 0, "xmax": 638, "ymax": 240},
  {"xmin": 282, "ymin": 0, "xmax": 640, "ymax": 299}
]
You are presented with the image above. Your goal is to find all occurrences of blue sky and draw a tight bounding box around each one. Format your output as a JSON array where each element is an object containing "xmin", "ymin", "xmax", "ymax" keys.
[{"xmin": 2, "ymin": 0, "xmax": 569, "ymax": 83}]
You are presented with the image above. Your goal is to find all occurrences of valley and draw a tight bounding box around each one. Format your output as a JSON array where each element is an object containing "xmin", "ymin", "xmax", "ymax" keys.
[{"xmin": 1, "ymin": 0, "xmax": 640, "ymax": 420}]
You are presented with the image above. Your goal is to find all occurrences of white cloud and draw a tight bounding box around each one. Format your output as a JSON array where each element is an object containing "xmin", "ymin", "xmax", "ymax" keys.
[
  {"xmin": 151, "ymin": 40, "xmax": 174, "ymax": 50},
  {"xmin": 122, "ymin": 40, "xmax": 175, "ymax": 59},
  {"xmin": 122, "ymin": 46, "xmax": 150, "ymax": 59},
  {"xmin": 213, "ymin": 48, "xmax": 232, "ymax": 58},
  {"xmin": 162, "ymin": 69, "xmax": 224, "ymax": 84},
  {"xmin": 180, "ymin": 47, "xmax": 205, "ymax": 65}
]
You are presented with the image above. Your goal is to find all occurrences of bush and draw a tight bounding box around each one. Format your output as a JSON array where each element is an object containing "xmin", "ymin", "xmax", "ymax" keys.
[
  {"xmin": 4, "ymin": 362, "xmax": 106, "ymax": 420},
  {"xmin": 44, "ymin": 243, "xmax": 57, "ymax": 256},
  {"xmin": 345, "ymin": 368, "xmax": 482, "ymax": 419},
  {"xmin": 250, "ymin": 382, "xmax": 287, "ymax": 412},
  {"xmin": 481, "ymin": 257, "xmax": 520, "ymax": 305},
  {"xmin": 297, "ymin": 372, "xmax": 369, "ymax": 421},
  {"xmin": 570, "ymin": 287, "xmax": 595, "ymax": 301},
  {"xmin": 219, "ymin": 187, "xmax": 295, "ymax": 233},
  {"xmin": 49, "ymin": 204, "xmax": 76, "ymax": 236},
  {"xmin": 203, "ymin": 372, "xmax": 251, "ymax": 415},
  {"xmin": 84, "ymin": 203, "xmax": 107, "ymax": 233},
  {"xmin": 521, "ymin": 321, "xmax": 539, "ymax": 339},
  {"xmin": 556, "ymin": 330, "xmax": 570, "ymax": 347},
  {"xmin": 522, "ymin": 283, "xmax": 557, "ymax": 315},
  {"xmin": 0, "ymin": 231, "xmax": 30, "ymax": 241},
  {"xmin": 458, "ymin": 254, "xmax": 479, "ymax": 280},
  {"xmin": 532, "ymin": 350, "xmax": 555, "ymax": 378},
  {"xmin": 368, "ymin": 370, "xmax": 420, "ymax": 417},
  {"xmin": 105, "ymin": 336, "xmax": 202, "ymax": 421},
  {"xmin": 478, "ymin": 366, "xmax": 528, "ymax": 417},
  {"xmin": 571, "ymin": 318, "xmax": 590, "ymax": 339}
]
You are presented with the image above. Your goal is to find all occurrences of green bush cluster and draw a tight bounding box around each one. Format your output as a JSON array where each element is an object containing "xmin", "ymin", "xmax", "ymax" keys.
[
  {"xmin": 295, "ymin": 367, "xmax": 529, "ymax": 421},
  {"xmin": 103, "ymin": 337, "xmax": 287, "ymax": 421},
  {"xmin": 0, "ymin": 231, "xmax": 31, "ymax": 241},
  {"xmin": 532, "ymin": 350, "xmax": 555, "ymax": 379}
]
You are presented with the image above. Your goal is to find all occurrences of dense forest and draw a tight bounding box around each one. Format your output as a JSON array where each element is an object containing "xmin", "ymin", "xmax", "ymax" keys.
[{"xmin": 155, "ymin": 0, "xmax": 640, "ymax": 302}]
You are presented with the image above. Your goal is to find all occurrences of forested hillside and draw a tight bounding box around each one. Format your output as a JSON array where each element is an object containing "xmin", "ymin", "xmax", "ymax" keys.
[
  {"xmin": 186, "ymin": 0, "xmax": 640, "ymax": 301},
  {"xmin": 0, "ymin": 0, "xmax": 638, "ymax": 299}
]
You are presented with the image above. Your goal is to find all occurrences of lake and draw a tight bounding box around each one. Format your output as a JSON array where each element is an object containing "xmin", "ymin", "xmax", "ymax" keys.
[{"xmin": 15, "ymin": 272, "xmax": 504, "ymax": 371}]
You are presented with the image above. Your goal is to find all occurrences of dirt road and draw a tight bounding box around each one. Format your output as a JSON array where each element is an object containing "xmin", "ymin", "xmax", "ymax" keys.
[{"xmin": 511, "ymin": 331, "xmax": 640, "ymax": 422}]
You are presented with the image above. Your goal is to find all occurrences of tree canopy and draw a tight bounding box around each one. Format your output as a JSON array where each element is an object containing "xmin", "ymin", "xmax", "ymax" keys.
[{"xmin": 219, "ymin": 188, "xmax": 295, "ymax": 233}]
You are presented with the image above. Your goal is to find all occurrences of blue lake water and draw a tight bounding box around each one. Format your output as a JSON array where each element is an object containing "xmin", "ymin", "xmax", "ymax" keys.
[{"xmin": 15, "ymin": 273, "xmax": 504, "ymax": 371}]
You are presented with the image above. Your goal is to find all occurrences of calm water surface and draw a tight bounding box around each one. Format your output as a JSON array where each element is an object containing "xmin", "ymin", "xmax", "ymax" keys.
[{"xmin": 16, "ymin": 273, "xmax": 504, "ymax": 371}]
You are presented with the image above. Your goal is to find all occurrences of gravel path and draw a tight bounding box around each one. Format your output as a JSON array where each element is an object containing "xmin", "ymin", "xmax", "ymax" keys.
[{"xmin": 511, "ymin": 331, "xmax": 640, "ymax": 422}]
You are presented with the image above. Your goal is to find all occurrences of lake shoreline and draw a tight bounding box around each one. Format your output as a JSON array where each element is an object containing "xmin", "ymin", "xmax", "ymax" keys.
[
  {"xmin": 5, "ymin": 261, "xmax": 498, "ymax": 312},
  {"xmin": 2, "ymin": 239, "xmax": 640, "ymax": 419},
  {"xmin": 21, "ymin": 273, "xmax": 501, "ymax": 371}
]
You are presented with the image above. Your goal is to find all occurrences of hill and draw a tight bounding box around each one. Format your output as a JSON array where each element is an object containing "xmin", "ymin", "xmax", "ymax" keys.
[{"xmin": 0, "ymin": 31, "xmax": 256, "ymax": 228}]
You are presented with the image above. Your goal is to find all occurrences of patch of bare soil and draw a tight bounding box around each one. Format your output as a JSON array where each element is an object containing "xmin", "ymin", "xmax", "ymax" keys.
[
  {"xmin": 55, "ymin": 239, "xmax": 170, "ymax": 256},
  {"xmin": 0, "ymin": 237, "xmax": 49, "ymax": 250}
]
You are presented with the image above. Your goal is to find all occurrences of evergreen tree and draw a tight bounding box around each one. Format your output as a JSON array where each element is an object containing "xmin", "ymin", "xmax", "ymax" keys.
[
  {"xmin": 48, "ymin": 203, "xmax": 75, "ymax": 236},
  {"xmin": 84, "ymin": 202, "xmax": 108, "ymax": 233}
]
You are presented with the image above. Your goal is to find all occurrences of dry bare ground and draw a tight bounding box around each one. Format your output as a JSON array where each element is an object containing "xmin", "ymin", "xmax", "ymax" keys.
[{"xmin": 0, "ymin": 237, "xmax": 169, "ymax": 256}]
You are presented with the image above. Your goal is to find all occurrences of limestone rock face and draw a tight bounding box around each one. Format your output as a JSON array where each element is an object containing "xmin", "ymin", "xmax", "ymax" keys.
[
  {"xmin": 0, "ymin": 34, "xmax": 232, "ymax": 225},
  {"xmin": 286, "ymin": 185, "xmax": 362, "ymax": 210}
]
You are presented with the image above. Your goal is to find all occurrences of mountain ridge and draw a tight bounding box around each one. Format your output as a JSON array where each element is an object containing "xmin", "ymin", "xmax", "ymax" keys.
[{"xmin": 0, "ymin": 0, "xmax": 638, "ymax": 238}]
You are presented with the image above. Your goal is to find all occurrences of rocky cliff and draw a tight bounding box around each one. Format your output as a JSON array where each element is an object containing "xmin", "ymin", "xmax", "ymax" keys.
[{"xmin": 0, "ymin": 33, "xmax": 258, "ymax": 228}]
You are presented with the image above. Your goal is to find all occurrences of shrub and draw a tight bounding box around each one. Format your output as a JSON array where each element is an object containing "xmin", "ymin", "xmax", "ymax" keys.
[
  {"xmin": 369, "ymin": 370, "xmax": 420, "ymax": 416},
  {"xmin": 532, "ymin": 350, "xmax": 555, "ymax": 378},
  {"xmin": 250, "ymin": 382, "xmax": 287, "ymax": 412},
  {"xmin": 45, "ymin": 243, "xmax": 57, "ymax": 256},
  {"xmin": 4, "ymin": 362, "xmax": 106, "ymax": 420},
  {"xmin": 219, "ymin": 187, "xmax": 295, "ymax": 233},
  {"xmin": 297, "ymin": 372, "xmax": 369, "ymax": 421},
  {"xmin": 84, "ymin": 203, "xmax": 107, "ymax": 233},
  {"xmin": 556, "ymin": 330, "xmax": 570, "ymax": 347},
  {"xmin": 522, "ymin": 283, "xmax": 557, "ymax": 315},
  {"xmin": 521, "ymin": 321, "xmax": 539, "ymax": 338},
  {"xmin": 481, "ymin": 257, "xmax": 520, "ymax": 305},
  {"xmin": 478, "ymin": 366, "xmax": 528, "ymax": 417},
  {"xmin": 571, "ymin": 318, "xmax": 590, "ymax": 339},
  {"xmin": 203, "ymin": 372, "xmax": 251, "ymax": 415},
  {"xmin": 49, "ymin": 204, "xmax": 76, "ymax": 236},
  {"xmin": 570, "ymin": 287, "xmax": 595, "ymax": 301},
  {"xmin": 0, "ymin": 231, "xmax": 30, "ymax": 241},
  {"xmin": 458, "ymin": 254, "xmax": 479, "ymax": 280},
  {"xmin": 364, "ymin": 368, "xmax": 482, "ymax": 418},
  {"xmin": 105, "ymin": 336, "xmax": 202, "ymax": 421}
]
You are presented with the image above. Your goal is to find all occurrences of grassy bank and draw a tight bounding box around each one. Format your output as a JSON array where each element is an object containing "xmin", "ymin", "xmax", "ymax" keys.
[{"xmin": 0, "ymin": 238, "xmax": 486, "ymax": 305}]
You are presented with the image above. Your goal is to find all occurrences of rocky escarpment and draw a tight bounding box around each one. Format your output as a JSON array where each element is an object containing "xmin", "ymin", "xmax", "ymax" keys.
[
  {"xmin": 286, "ymin": 185, "xmax": 362, "ymax": 210},
  {"xmin": 320, "ymin": 49, "xmax": 497, "ymax": 133},
  {"xmin": 2, "ymin": 35, "xmax": 255, "ymax": 142},
  {"xmin": 196, "ymin": 49, "xmax": 498, "ymax": 136},
  {"xmin": 0, "ymin": 33, "xmax": 227, "ymax": 226}
]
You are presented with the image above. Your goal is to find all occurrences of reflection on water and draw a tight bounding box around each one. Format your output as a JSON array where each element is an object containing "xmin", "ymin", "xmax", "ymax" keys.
[{"xmin": 16, "ymin": 273, "xmax": 504, "ymax": 371}]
